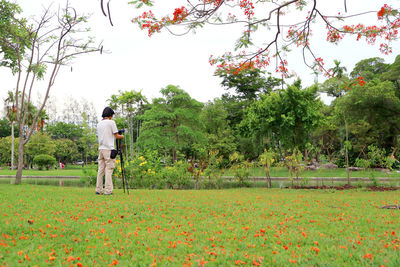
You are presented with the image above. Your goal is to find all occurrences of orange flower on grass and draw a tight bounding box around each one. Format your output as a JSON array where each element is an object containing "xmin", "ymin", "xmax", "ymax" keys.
[
  {"xmin": 363, "ymin": 254, "xmax": 373, "ymax": 259},
  {"xmin": 196, "ymin": 257, "xmax": 208, "ymax": 267},
  {"xmin": 252, "ymin": 257, "xmax": 263, "ymax": 266}
]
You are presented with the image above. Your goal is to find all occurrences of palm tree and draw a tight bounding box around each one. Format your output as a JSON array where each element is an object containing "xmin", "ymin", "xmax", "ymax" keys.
[
  {"xmin": 36, "ymin": 109, "xmax": 48, "ymax": 132},
  {"xmin": 330, "ymin": 60, "xmax": 351, "ymax": 185},
  {"xmin": 330, "ymin": 60, "xmax": 347, "ymax": 78},
  {"xmin": 329, "ymin": 60, "xmax": 348, "ymax": 97},
  {"xmin": 4, "ymin": 91, "xmax": 48, "ymax": 170}
]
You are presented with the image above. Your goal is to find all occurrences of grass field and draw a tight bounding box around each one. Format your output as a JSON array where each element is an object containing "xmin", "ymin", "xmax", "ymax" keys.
[
  {"xmin": 0, "ymin": 185, "xmax": 399, "ymax": 266},
  {"xmin": 0, "ymin": 165, "xmax": 85, "ymax": 177}
]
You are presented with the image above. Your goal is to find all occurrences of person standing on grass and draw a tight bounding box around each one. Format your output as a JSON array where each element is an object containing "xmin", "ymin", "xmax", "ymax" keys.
[{"xmin": 95, "ymin": 107, "xmax": 124, "ymax": 195}]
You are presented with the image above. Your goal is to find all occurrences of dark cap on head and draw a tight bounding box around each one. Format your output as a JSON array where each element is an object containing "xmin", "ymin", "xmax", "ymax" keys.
[{"xmin": 102, "ymin": 107, "xmax": 115, "ymax": 118}]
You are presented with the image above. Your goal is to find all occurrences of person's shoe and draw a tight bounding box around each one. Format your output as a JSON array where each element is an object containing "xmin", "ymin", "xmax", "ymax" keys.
[
  {"xmin": 95, "ymin": 192, "xmax": 102, "ymax": 195},
  {"xmin": 104, "ymin": 193, "xmax": 113, "ymax": 195}
]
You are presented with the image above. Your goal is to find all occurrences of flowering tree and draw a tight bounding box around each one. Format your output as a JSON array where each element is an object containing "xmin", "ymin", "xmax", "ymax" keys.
[{"xmin": 130, "ymin": 0, "xmax": 399, "ymax": 76}]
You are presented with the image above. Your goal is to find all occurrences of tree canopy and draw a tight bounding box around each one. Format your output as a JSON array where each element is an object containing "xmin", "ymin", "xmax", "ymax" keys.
[
  {"xmin": 334, "ymin": 80, "xmax": 400, "ymax": 154},
  {"xmin": 0, "ymin": 0, "xmax": 30, "ymax": 71},
  {"xmin": 138, "ymin": 85, "xmax": 206, "ymax": 162}
]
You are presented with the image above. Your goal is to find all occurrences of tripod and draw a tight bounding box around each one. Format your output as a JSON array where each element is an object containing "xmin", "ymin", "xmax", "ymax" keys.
[{"xmin": 116, "ymin": 138, "xmax": 129, "ymax": 194}]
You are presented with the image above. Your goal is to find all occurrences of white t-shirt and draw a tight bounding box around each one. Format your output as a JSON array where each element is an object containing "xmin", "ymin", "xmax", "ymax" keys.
[{"xmin": 96, "ymin": 119, "xmax": 118, "ymax": 150}]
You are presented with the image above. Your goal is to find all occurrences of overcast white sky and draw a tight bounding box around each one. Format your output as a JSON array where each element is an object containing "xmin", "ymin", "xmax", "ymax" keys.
[{"xmin": 1, "ymin": 0, "xmax": 399, "ymax": 119}]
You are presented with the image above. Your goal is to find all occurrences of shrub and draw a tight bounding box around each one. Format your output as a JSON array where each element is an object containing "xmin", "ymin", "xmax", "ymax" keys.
[
  {"xmin": 355, "ymin": 158, "xmax": 370, "ymax": 170},
  {"xmin": 159, "ymin": 161, "xmax": 191, "ymax": 189},
  {"xmin": 200, "ymin": 150, "xmax": 224, "ymax": 189},
  {"xmin": 33, "ymin": 154, "xmax": 56, "ymax": 170},
  {"xmin": 259, "ymin": 149, "xmax": 276, "ymax": 188},
  {"xmin": 229, "ymin": 152, "xmax": 252, "ymax": 187},
  {"xmin": 355, "ymin": 145, "xmax": 395, "ymax": 188},
  {"xmin": 115, "ymin": 151, "xmax": 164, "ymax": 189},
  {"xmin": 81, "ymin": 165, "xmax": 97, "ymax": 186},
  {"xmin": 285, "ymin": 149, "xmax": 303, "ymax": 187}
]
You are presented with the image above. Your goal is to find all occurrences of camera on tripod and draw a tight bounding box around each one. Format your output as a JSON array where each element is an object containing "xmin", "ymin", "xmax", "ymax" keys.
[{"xmin": 118, "ymin": 129, "xmax": 125, "ymax": 135}]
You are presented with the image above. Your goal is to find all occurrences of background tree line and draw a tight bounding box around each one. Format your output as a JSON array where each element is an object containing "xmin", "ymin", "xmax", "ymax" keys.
[
  {"xmin": 109, "ymin": 55, "xmax": 400, "ymax": 169},
  {"xmin": 0, "ymin": 98, "xmax": 98, "ymax": 168},
  {"xmin": 1, "ymin": 55, "xmax": 400, "ymax": 172}
]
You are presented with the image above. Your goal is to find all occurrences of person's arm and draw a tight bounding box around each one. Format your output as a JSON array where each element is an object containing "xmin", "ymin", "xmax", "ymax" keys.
[
  {"xmin": 110, "ymin": 120, "xmax": 124, "ymax": 139},
  {"xmin": 114, "ymin": 132, "xmax": 124, "ymax": 139}
]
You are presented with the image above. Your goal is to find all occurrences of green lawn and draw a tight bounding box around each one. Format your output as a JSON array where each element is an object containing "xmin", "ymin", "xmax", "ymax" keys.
[
  {"xmin": 0, "ymin": 185, "xmax": 399, "ymax": 266},
  {"xmin": 0, "ymin": 166, "xmax": 87, "ymax": 177}
]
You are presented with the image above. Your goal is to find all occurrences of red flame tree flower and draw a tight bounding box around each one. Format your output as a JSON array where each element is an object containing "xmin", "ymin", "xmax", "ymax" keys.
[{"xmin": 130, "ymin": 0, "xmax": 400, "ymax": 76}]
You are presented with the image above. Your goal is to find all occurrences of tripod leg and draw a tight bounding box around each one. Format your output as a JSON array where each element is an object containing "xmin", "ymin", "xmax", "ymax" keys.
[
  {"xmin": 123, "ymin": 166, "xmax": 129, "ymax": 194},
  {"xmin": 121, "ymin": 159, "xmax": 126, "ymax": 194},
  {"xmin": 124, "ymin": 165, "xmax": 129, "ymax": 194},
  {"xmin": 120, "ymin": 158, "xmax": 129, "ymax": 194},
  {"xmin": 117, "ymin": 139, "xmax": 129, "ymax": 194}
]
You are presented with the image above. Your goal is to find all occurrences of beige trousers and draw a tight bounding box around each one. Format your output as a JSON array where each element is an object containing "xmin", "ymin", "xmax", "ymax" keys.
[{"xmin": 96, "ymin": 150, "xmax": 116, "ymax": 194}]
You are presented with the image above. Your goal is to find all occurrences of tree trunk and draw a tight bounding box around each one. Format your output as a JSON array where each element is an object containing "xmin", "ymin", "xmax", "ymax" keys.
[
  {"xmin": 173, "ymin": 118, "xmax": 178, "ymax": 163},
  {"xmin": 130, "ymin": 122, "xmax": 134, "ymax": 160},
  {"xmin": 172, "ymin": 147, "xmax": 177, "ymax": 162},
  {"xmin": 136, "ymin": 119, "xmax": 140, "ymax": 154},
  {"xmin": 266, "ymin": 163, "xmax": 271, "ymax": 188},
  {"xmin": 15, "ymin": 138, "xmax": 25, "ymax": 184},
  {"xmin": 344, "ymin": 113, "xmax": 350, "ymax": 186},
  {"xmin": 128, "ymin": 119, "xmax": 134, "ymax": 160},
  {"xmin": 11, "ymin": 122, "xmax": 14, "ymax": 170},
  {"xmin": 304, "ymin": 149, "xmax": 309, "ymax": 165}
]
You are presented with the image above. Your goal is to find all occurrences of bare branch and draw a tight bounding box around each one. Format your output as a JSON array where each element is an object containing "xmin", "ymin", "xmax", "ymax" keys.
[
  {"xmin": 107, "ymin": 1, "xmax": 114, "ymax": 26},
  {"xmin": 249, "ymin": 0, "xmax": 298, "ymax": 27},
  {"xmin": 101, "ymin": 0, "xmax": 107, "ymax": 17}
]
